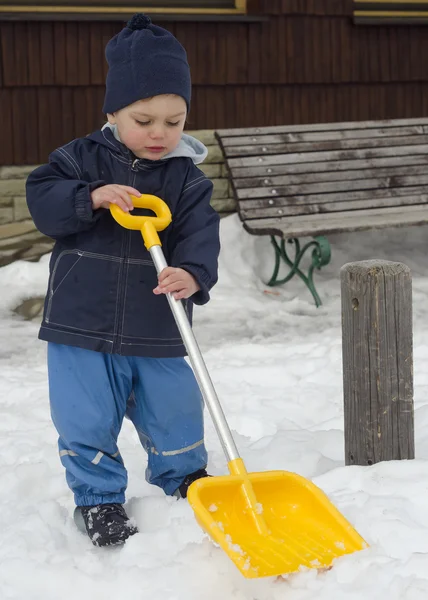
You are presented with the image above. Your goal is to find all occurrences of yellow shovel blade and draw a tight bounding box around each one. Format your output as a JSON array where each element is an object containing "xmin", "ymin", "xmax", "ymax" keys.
[{"xmin": 187, "ymin": 470, "xmax": 367, "ymax": 579}]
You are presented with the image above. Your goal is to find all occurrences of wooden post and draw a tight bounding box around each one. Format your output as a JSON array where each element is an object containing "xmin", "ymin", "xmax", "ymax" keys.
[{"xmin": 341, "ymin": 260, "xmax": 414, "ymax": 466}]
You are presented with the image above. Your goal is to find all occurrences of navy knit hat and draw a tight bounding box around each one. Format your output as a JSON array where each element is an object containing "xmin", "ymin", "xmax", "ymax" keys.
[{"xmin": 103, "ymin": 14, "xmax": 191, "ymax": 114}]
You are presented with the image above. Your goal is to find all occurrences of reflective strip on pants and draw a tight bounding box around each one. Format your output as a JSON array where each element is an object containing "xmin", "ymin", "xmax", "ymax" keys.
[{"xmin": 151, "ymin": 438, "xmax": 204, "ymax": 457}]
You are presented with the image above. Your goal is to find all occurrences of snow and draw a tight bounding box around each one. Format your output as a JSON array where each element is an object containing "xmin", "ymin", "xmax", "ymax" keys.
[{"xmin": 2, "ymin": 214, "xmax": 428, "ymax": 599}]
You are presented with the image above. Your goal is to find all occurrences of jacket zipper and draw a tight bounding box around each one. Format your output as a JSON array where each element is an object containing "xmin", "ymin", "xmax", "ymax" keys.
[{"xmin": 112, "ymin": 159, "xmax": 139, "ymax": 354}]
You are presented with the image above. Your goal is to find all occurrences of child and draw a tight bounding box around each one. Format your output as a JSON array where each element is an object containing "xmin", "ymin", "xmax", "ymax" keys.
[{"xmin": 26, "ymin": 13, "xmax": 220, "ymax": 548}]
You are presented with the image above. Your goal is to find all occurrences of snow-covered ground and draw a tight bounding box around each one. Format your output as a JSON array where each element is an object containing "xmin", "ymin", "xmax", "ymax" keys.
[{"xmin": 2, "ymin": 214, "xmax": 428, "ymax": 599}]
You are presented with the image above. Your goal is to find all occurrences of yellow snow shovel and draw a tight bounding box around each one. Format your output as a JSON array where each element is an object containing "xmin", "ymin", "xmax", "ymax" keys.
[{"xmin": 110, "ymin": 194, "xmax": 368, "ymax": 579}]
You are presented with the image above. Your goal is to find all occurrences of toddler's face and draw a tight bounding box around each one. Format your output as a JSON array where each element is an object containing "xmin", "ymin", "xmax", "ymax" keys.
[{"xmin": 108, "ymin": 95, "xmax": 187, "ymax": 160}]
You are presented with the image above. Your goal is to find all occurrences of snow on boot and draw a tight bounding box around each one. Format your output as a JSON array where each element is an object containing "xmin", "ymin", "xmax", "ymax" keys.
[
  {"xmin": 78, "ymin": 503, "xmax": 138, "ymax": 547},
  {"xmin": 174, "ymin": 468, "xmax": 211, "ymax": 499}
]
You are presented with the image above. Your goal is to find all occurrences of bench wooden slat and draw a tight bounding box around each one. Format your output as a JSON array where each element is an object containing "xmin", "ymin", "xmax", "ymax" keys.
[
  {"xmin": 244, "ymin": 205, "xmax": 428, "ymax": 238},
  {"xmin": 220, "ymin": 125, "xmax": 427, "ymax": 147},
  {"xmin": 227, "ymin": 143, "xmax": 428, "ymax": 168},
  {"xmin": 238, "ymin": 185, "xmax": 426, "ymax": 213},
  {"xmin": 241, "ymin": 195, "xmax": 428, "ymax": 220},
  {"xmin": 229, "ymin": 155, "xmax": 428, "ymax": 179},
  {"xmin": 223, "ymin": 134, "xmax": 428, "ymax": 158},
  {"xmin": 234, "ymin": 164, "xmax": 428, "ymax": 190},
  {"xmin": 216, "ymin": 117, "xmax": 428, "ymax": 137},
  {"xmin": 236, "ymin": 173, "xmax": 428, "ymax": 200}
]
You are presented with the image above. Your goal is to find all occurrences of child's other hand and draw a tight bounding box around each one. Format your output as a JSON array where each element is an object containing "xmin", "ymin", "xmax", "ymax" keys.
[
  {"xmin": 91, "ymin": 184, "xmax": 140, "ymax": 212},
  {"xmin": 153, "ymin": 267, "xmax": 200, "ymax": 300}
]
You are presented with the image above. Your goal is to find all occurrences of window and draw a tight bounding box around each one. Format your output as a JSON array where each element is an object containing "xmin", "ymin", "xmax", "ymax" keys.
[
  {"xmin": 0, "ymin": 0, "xmax": 247, "ymax": 19},
  {"xmin": 354, "ymin": 1, "xmax": 428, "ymax": 24}
]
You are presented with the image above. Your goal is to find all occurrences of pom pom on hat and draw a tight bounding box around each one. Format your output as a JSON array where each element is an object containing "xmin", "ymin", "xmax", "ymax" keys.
[{"xmin": 127, "ymin": 14, "xmax": 152, "ymax": 30}]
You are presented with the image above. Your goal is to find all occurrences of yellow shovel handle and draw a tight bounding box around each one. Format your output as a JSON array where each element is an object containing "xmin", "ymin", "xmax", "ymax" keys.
[{"xmin": 110, "ymin": 194, "xmax": 172, "ymax": 249}]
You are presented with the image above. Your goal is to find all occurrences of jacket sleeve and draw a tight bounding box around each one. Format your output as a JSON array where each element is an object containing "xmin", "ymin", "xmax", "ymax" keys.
[
  {"xmin": 168, "ymin": 169, "xmax": 220, "ymax": 306},
  {"xmin": 26, "ymin": 141, "xmax": 105, "ymax": 240}
]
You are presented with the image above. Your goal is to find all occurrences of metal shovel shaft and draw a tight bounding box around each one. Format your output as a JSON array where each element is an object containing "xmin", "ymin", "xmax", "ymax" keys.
[{"xmin": 150, "ymin": 245, "xmax": 241, "ymax": 464}]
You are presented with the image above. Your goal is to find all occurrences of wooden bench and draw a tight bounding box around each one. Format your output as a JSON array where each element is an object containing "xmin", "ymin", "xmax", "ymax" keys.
[{"xmin": 216, "ymin": 117, "xmax": 428, "ymax": 306}]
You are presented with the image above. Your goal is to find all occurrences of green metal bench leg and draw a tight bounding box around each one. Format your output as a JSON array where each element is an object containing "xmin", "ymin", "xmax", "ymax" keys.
[{"xmin": 267, "ymin": 236, "xmax": 332, "ymax": 307}]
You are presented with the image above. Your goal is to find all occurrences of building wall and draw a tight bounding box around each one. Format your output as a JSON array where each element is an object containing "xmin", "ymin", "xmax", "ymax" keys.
[{"xmin": 1, "ymin": 0, "xmax": 428, "ymax": 165}]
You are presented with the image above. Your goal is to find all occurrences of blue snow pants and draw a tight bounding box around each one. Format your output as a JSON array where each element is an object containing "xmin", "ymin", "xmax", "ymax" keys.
[{"xmin": 47, "ymin": 343, "xmax": 207, "ymax": 506}]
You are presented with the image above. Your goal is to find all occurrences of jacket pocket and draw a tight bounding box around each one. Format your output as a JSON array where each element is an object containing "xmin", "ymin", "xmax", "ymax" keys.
[
  {"xmin": 45, "ymin": 249, "xmax": 121, "ymax": 335},
  {"xmin": 122, "ymin": 262, "xmax": 182, "ymax": 343}
]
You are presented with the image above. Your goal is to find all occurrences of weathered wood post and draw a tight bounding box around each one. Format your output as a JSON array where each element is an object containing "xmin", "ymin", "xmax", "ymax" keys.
[{"xmin": 341, "ymin": 260, "xmax": 414, "ymax": 466}]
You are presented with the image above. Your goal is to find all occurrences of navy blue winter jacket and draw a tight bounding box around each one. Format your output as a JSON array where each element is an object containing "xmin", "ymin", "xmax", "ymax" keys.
[{"xmin": 26, "ymin": 126, "xmax": 220, "ymax": 358}]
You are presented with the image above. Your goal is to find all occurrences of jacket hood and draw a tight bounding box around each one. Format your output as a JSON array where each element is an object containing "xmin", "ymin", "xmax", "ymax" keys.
[{"xmin": 96, "ymin": 122, "xmax": 208, "ymax": 165}]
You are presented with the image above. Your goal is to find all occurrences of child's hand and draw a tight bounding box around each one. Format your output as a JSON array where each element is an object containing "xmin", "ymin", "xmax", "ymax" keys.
[
  {"xmin": 91, "ymin": 184, "xmax": 140, "ymax": 212},
  {"xmin": 153, "ymin": 267, "xmax": 200, "ymax": 300}
]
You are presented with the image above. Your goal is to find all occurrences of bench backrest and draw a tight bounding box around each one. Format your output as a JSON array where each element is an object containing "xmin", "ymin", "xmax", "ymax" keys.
[{"xmin": 216, "ymin": 118, "xmax": 428, "ymax": 224}]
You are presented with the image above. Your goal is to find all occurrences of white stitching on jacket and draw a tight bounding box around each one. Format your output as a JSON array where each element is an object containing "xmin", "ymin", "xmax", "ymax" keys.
[
  {"xmin": 102, "ymin": 128, "xmax": 119, "ymax": 149},
  {"xmin": 57, "ymin": 148, "xmax": 81, "ymax": 179},
  {"xmin": 181, "ymin": 178, "xmax": 211, "ymax": 195},
  {"xmin": 41, "ymin": 326, "xmax": 114, "ymax": 344},
  {"xmin": 60, "ymin": 148, "xmax": 82, "ymax": 177},
  {"xmin": 183, "ymin": 175, "xmax": 205, "ymax": 191}
]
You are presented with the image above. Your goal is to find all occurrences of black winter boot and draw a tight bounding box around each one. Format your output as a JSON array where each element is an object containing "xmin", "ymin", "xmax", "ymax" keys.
[
  {"xmin": 174, "ymin": 468, "xmax": 211, "ymax": 499},
  {"xmin": 79, "ymin": 503, "xmax": 138, "ymax": 547}
]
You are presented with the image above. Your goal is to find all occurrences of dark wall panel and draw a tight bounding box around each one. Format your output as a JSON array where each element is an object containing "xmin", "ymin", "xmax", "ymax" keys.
[{"xmin": 2, "ymin": 0, "xmax": 428, "ymax": 164}]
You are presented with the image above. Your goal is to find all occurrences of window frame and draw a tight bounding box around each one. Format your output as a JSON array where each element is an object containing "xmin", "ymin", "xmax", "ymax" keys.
[
  {"xmin": 0, "ymin": 0, "xmax": 247, "ymax": 19},
  {"xmin": 354, "ymin": 0, "xmax": 428, "ymax": 24}
]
